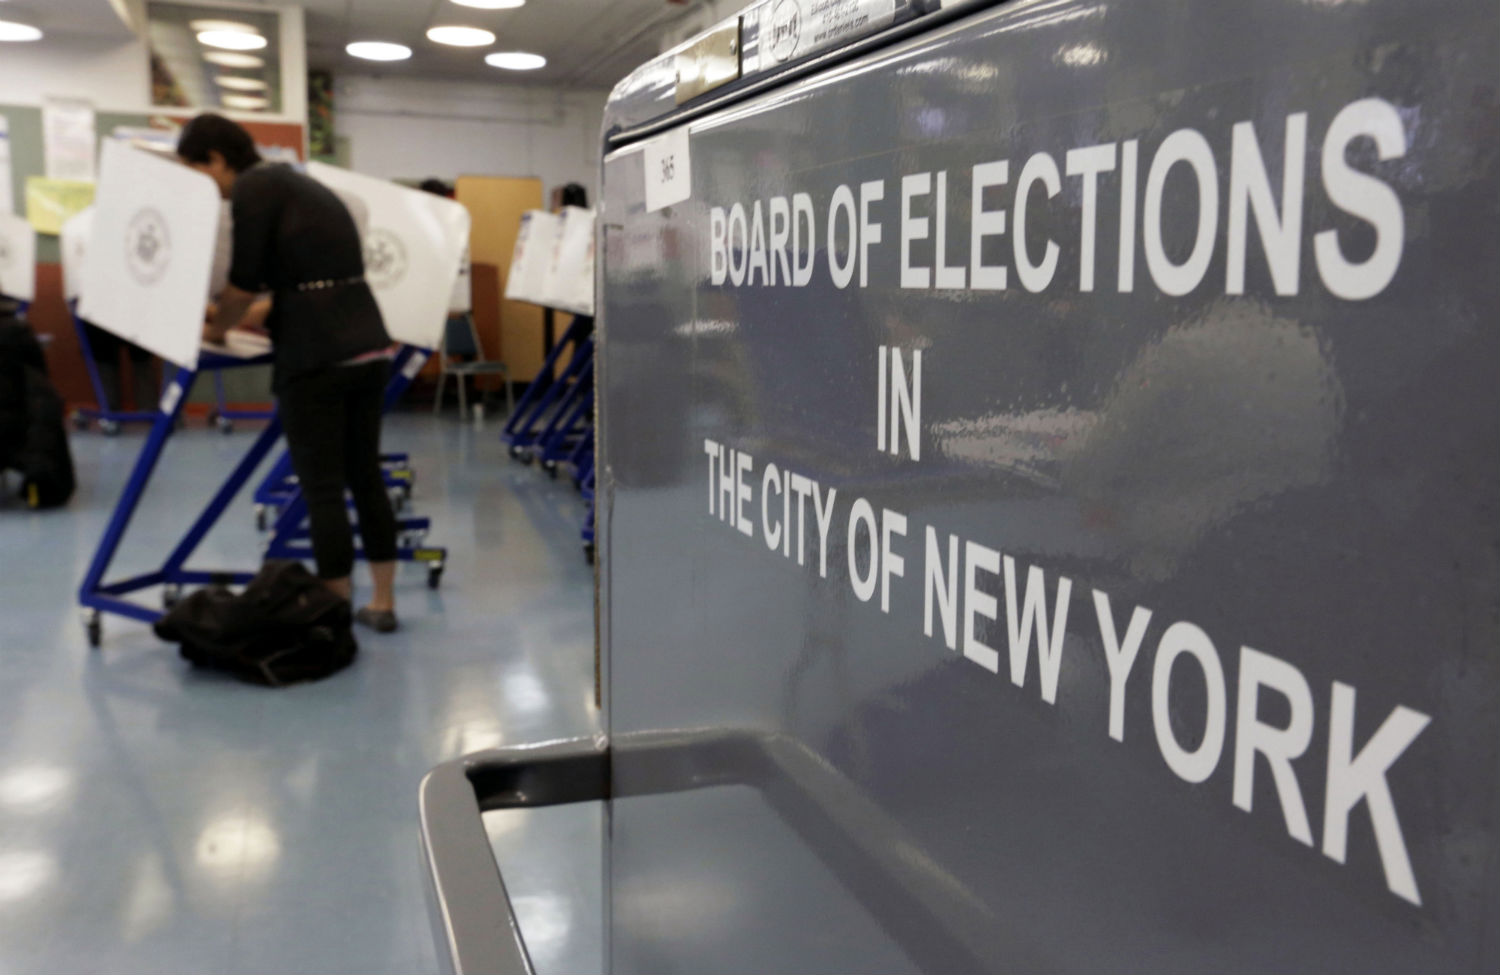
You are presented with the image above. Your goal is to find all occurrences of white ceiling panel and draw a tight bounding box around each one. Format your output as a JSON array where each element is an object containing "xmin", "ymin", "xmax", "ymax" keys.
[
  {"xmin": 303, "ymin": 0, "xmax": 695, "ymax": 91},
  {"xmin": 0, "ymin": 0, "xmax": 138, "ymax": 37}
]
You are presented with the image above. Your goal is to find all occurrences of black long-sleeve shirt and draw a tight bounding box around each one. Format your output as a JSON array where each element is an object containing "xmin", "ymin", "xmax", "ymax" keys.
[{"xmin": 230, "ymin": 163, "xmax": 389, "ymax": 389}]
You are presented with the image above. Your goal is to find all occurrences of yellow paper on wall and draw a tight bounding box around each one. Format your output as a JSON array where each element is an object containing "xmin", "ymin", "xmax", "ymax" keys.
[{"xmin": 25, "ymin": 177, "xmax": 96, "ymax": 235}]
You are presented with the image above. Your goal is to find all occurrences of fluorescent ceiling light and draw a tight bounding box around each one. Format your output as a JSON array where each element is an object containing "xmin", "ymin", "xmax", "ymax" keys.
[
  {"xmin": 222, "ymin": 94, "xmax": 269, "ymax": 110},
  {"xmin": 486, "ymin": 51, "xmax": 546, "ymax": 70},
  {"xmin": 216, "ymin": 76, "xmax": 268, "ymax": 91},
  {"xmin": 346, "ymin": 40, "xmax": 413, "ymax": 62},
  {"xmin": 0, "ymin": 20, "xmax": 43, "ymax": 42},
  {"xmin": 190, "ymin": 19, "xmax": 260, "ymax": 34},
  {"xmin": 198, "ymin": 30, "xmax": 269, "ymax": 51},
  {"xmin": 452, "ymin": 0, "xmax": 526, "ymax": 8},
  {"xmin": 426, "ymin": 25, "xmax": 496, "ymax": 47},
  {"xmin": 204, "ymin": 51, "xmax": 264, "ymax": 68}
]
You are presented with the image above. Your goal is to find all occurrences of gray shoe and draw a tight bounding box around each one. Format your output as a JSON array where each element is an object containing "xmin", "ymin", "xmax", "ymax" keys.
[{"xmin": 355, "ymin": 607, "xmax": 398, "ymax": 633}]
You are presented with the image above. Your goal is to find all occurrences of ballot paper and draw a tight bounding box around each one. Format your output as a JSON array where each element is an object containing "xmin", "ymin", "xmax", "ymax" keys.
[
  {"xmin": 202, "ymin": 329, "xmax": 272, "ymax": 360},
  {"xmin": 306, "ymin": 162, "xmax": 471, "ymax": 350},
  {"xmin": 504, "ymin": 210, "xmax": 561, "ymax": 306},
  {"xmin": 77, "ymin": 141, "xmax": 220, "ymax": 369},
  {"xmin": 539, "ymin": 206, "xmax": 595, "ymax": 316},
  {"xmin": 0, "ymin": 209, "xmax": 37, "ymax": 302}
]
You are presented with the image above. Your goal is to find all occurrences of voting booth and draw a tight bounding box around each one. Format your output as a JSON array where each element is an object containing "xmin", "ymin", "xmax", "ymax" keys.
[
  {"xmin": 77, "ymin": 151, "xmax": 453, "ymax": 646},
  {"xmin": 306, "ymin": 161, "xmax": 471, "ymax": 351},
  {"xmin": 0, "ymin": 211, "xmax": 36, "ymax": 304},
  {"xmin": 542, "ymin": 206, "xmax": 595, "ymax": 317},
  {"xmin": 422, "ymin": 0, "xmax": 1500, "ymax": 972},
  {"xmin": 75, "ymin": 142, "xmax": 283, "ymax": 644},
  {"xmin": 79, "ymin": 140, "xmax": 222, "ymax": 370},
  {"xmin": 502, "ymin": 210, "xmax": 560, "ymax": 307},
  {"xmin": 499, "ymin": 205, "xmax": 598, "ymax": 508},
  {"xmin": 503, "ymin": 207, "xmax": 595, "ymax": 316}
]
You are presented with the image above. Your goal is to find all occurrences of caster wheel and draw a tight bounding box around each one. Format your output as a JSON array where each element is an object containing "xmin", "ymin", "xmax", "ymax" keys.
[
  {"xmin": 254, "ymin": 505, "xmax": 268, "ymax": 532},
  {"xmin": 543, "ymin": 459, "xmax": 558, "ymax": 479},
  {"xmin": 427, "ymin": 563, "xmax": 444, "ymax": 590},
  {"xmin": 508, "ymin": 443, "xmax": 525, "ymax": 461},
  {"xmin": 216, "ymin": 416, "xmax": 234, "ymax": 435},
  {"xmin": 583, "ymin": 543, "xmax": 596, "ymax": 565},
  {"xmin": 71, "ymin": 411, "xmax": 89, "ymax": 431},
  {"xmin": 100, "ymin": 419, "xmax": 121, "ymax": 437},
  {"xmin": 83, "ymin": 610, "xmax": 102, "ymax": 649},
  {"xmin": 162, "ymin": 584, "xmax": 181, "ymax": 610}
]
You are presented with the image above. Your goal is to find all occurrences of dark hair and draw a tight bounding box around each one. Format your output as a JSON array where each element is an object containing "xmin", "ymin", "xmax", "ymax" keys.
[
  {"xmin": 176, "ymin": 113, "xmax": 262, "ymax": 172},
  {"xmin": 560, "ymin": 182, "xmax": 588, "ymax": 208},
  {"xmin": 419, "ymin": 178, "xmax": 454, "ymax": 197}
]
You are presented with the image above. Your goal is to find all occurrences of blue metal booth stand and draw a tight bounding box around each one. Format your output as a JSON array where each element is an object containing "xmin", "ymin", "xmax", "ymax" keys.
[{"xmin": 77, "ymin": 344, "xmax": 446, "ymax": 648}]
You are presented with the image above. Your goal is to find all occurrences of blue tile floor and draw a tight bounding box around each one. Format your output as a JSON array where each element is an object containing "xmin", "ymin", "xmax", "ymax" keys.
[{"xmin": 0, "ymin": 413, "xmax": 604, "ymax": 974}]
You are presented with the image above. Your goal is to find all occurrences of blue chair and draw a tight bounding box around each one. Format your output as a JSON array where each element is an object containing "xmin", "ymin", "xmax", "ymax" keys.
[{"xmin": 432, "ymin": 314, "xmax": 513, "ymax": 421}]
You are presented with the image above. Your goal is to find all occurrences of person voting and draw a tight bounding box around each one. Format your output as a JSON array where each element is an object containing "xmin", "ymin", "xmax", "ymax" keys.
[{"xmin": 177, "ymin": 114, "xmax": 400, "ymax": 634}]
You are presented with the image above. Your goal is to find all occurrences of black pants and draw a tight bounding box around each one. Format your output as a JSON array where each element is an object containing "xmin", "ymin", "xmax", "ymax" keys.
[{"xmin": 278, "ymin": 361, "xmax": 398, "ymax": 580}]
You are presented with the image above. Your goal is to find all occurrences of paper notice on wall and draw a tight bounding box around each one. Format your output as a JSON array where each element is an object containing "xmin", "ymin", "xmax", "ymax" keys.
[
  {"xmin": 0, "ymin": 118, "xmax": 13, "ymax": 216},
  {"xmin": 77, "ymin": 140, "xmax": 221, "ymax": 369},
  {"xmin": 25, "ymin": 178, "xmax": 96, "ymax": 236},
  {"xmin": 43, "ymin": 98, "xmax": 97, "ymax": 182}
]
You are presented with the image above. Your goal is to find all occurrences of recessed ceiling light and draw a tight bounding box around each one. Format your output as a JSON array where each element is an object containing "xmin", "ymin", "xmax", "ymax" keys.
[
  {"xmin": 346, "ymin": 40, "xmax": 412, "ymax": 62},
  {"xmin": 0, "ymin": 20, "xmax": 43, "ymax": 42},
  {"xmin": 198, "ymin": 30, "xmax": 269, "ymax": 51},
  {"xmin": 426, "ymin": 25, "xmax": 496, "ymax": 47},
  {"xmin": 189, "ymin": 19, "xmax": 259, "ymax": 34},
  {"xmin": 451, "ymin": 0, "xmax": 526, "ymax": 8},
  {"xmin": 221, "ymin": 94, "xmax": 269, "ymax": 110},
  {"xmin": 216, "ymin": 76, "xmax": 268, "ymax": 91},
  {"xmin": 486, "ymin": 51, "xmax": 546, "ymax": 70},
  {"xmin": 204, "ymin": 51, "xmax": 264, "ymax": 68}
]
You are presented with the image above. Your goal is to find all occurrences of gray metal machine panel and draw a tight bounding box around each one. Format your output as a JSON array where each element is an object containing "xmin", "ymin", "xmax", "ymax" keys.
[{"xmin": 599, "ymin": 0, "xmax": 1500, "ymax": 970}]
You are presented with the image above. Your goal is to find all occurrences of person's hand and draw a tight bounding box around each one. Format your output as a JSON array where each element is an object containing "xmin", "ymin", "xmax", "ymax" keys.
[{"xmin": 203, "ymin": 322, "xmax": 228, "ymax": 346}]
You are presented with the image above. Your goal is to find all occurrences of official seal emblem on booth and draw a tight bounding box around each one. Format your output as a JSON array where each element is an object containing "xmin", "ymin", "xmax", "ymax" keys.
[
  {"xmin": 124, "ymin": 207, "xmax": 171, "ymax": 287},
  {"xmin": 364, "ymin": 227, "xmax": 408, "ymax": 291}
]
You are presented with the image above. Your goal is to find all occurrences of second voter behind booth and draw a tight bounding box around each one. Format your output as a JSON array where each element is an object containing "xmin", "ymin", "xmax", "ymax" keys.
[{"xmin": 176, "ymin": 114, "xmax": 401, "ymax": 633}]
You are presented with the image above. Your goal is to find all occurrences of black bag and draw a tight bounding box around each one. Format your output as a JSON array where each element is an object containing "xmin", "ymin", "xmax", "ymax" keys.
[
  {"xmin": 153, "ymin": 561, "xmax": 358, "ymax": 687},
  {"xmin": 0, "ymin": 318, "xmax": 75, "ymax": 509}
]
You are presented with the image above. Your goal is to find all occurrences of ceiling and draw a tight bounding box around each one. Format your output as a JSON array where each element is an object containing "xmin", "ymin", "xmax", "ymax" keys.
[
  {"xmin": 0, "ymin": 0, "xmax": 138, "ymax": 37},
  {"xmin": 300, "ymin": 0, "xmax": 695, "ymax": 91}
]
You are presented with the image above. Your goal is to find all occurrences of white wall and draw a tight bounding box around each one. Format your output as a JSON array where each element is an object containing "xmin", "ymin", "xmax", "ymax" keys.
[
  {"xmin": 0, "ymin": 2, "xmax": 307, "ymax": 126},
  {"xmin": 335, "ymin": 75, "xmax": 609, "ymax": 201}
]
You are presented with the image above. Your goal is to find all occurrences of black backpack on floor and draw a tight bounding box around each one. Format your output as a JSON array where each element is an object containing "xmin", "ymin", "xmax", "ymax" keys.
[
  {"xmin": 0, "ymin": 316, "xmax": 75, "ymax": 509},
  {"xmin": 153, "ymin": 561, "xmax": 358, "ymax": 687}
]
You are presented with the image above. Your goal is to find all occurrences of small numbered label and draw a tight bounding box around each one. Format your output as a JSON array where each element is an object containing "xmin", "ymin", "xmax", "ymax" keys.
[{"xmin": 643, "ymin": 126, "xmax": 692, "ymax": 213}]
